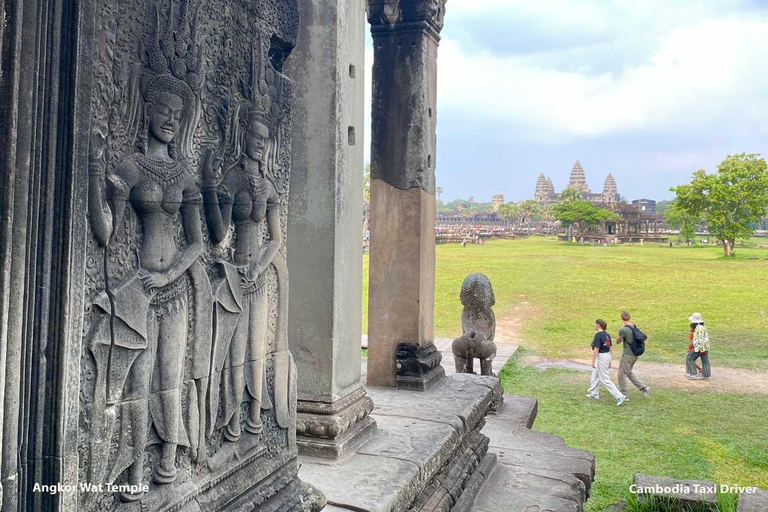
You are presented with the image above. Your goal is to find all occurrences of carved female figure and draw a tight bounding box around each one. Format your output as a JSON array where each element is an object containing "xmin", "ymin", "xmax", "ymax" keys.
[
  {"xmin": 87, "ymin": 9, "xmax": 209, "ymax": 500},
  {"xmin": 202, "ymin": 103, "xmax": 281, "ymax": 442}
]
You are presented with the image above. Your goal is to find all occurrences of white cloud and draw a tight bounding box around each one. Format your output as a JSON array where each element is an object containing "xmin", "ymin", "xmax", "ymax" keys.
[{"xmin": 436, "ymin": 17, "xmax": 768, "ymax": 141}]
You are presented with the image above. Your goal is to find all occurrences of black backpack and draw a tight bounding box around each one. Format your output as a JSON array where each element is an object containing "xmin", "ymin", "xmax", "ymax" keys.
[{"xmin": 626, "ymin": 325, "xmax": 647, "ymax": 356}]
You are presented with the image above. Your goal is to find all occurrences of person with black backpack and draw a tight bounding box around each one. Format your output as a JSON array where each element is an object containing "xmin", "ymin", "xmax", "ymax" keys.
[{"xmin": 616, "ymin": 311, "xmax": 650, "ymax": 400}]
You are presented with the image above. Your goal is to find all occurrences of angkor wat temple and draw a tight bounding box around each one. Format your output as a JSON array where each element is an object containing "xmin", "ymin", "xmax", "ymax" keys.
[{"xmin": 534, "ymin": 159, "xmax": 620, "ymax": 205}]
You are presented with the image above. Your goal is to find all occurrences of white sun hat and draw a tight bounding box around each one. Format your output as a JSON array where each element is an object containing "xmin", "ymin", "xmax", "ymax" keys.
[{"xmin": 689, "ymin": 312, "xmax": 704, "ymax": 323}]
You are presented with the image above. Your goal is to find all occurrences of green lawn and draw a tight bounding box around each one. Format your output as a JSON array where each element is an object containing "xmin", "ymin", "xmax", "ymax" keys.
[
  {"xmin": 500, "ymin": 349, "xmax": 768, "ymax": 512},
  {"xmin": 363, "ymin": 237, "xmax": 768, "ymax": 370}
]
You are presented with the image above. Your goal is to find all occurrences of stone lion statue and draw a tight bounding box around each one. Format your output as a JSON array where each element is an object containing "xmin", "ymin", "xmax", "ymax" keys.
[{"xmin": 452, "ymin": 273, "xmax": 497, "ymax": 376}]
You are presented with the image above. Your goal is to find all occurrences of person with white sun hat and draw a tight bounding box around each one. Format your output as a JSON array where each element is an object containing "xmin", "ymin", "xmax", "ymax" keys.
[{"xmin": 686, "ymin": 312, "xmax": 711, "ymax": 380}]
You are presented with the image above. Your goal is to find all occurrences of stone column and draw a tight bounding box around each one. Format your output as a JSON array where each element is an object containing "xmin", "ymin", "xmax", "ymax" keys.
[
  {"xmin": 286, "ymin": 0, "xmax": 376, "ymax": 459},
  {"xmin": 366, "ymin": 0, "xmax": 447, "ymax": 390}
]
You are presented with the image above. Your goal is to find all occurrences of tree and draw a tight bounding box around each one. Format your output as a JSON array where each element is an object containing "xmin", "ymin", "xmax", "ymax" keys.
[
  {"xmin": 664, "ymin": 200, "xmax": 699, "ymax": 243},
  {"xmin": 558, "ymin": 187, "xmax": 582, "ymax": 205},
  {"xmin": 518, "ymin": 200, "xmax": 542, "ymax": 234},
  {"xmin": 496, "ymin": 202, "xmax": 520, "ymax": 228},
  {"xmin": 541, "ymin": 204, "xmax": 558, "ymax": 235},
  {"xmin": 363, "ymin": 164, "xmax": 371, "ymax": 203},
  {"xmin": 671, "ymin": 153, "xmax": 768, "ymax": 256},
  {"xmin": 554, "ymin": 200, "xmax": 618, "ymax": 235},
  {"xmin": 436, "ymin": 186, "xmax": 443, "ymax": 201}
]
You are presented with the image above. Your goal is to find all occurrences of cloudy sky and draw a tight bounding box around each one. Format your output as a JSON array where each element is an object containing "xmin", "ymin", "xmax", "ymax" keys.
[{"xmin": 363, "ymin": 0, "xmax": 768, "ymax": 203}]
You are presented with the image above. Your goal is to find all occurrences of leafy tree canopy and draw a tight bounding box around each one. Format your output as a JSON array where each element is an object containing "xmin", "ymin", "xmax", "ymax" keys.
[
  {"xmin": 671, "ymin": 153, "xmax": 768, "ymax": 256},
  {"xmin": 554, "ymin": 200, "xmax": 618, "ymax": 233},
  {"xmin": 663, "ymin": 199, "xmax": 700, "ymax": 242}
]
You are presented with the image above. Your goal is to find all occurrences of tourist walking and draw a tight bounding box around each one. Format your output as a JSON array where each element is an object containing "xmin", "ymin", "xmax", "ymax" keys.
[
  {"xmin": 586, "ymin": 319, "xmax": 627, "ymax": 406},
  {"xmin": 686, "ymin": 313, "xmax": 711, "ymax": 379},
  {"xmin": 686, "ymin": 323, "xmax": 703, "ymax": 376},
  {"xmin": 616, "ymin": 311, "xmax": 649, "ymax": 399}
]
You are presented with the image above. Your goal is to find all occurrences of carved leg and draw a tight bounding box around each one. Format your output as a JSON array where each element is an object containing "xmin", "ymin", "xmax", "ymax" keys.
[
  {"xmin": 246, "ymin": 398, "xmax": 263, "ymax": 435},
  {"xmin": 454, "ymin": 355, "xmax": 468, "ymax": 373},
  {"xmin": 466, "ymin": 356, "xmax": 475, "ymax": 374},
  {"xmin": 120, "ymin": 461, "xmax": 145, "ymax": 502},
  {"xmin": 154, "ymin": 442, "xmax": 178, "ymax": 484},
  {"xmin": 224, "ymin": 407, "xmax": 242, "ymax": 442},
  {"xmin": 150, "ymin": 298, "xmax": 188, "ymax": 485},
  {"xmin": 221, "ymin": 307, "xmax": 248, "ymax": 441},
  {"xmin": 480, "ymin": 357, "xmax": 494, "ymax": 376},
  {"xmin": 245, "ymin": 290, "xmax": 267, "ymax": 436}
]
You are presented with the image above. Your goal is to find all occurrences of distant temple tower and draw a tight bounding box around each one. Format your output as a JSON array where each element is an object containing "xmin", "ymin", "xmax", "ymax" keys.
[
  {"xmin": 534, "ymin": 173, "xmax": 558, "ymax": 204},
  {"xmin": 603, "ymin": 173, "xmax": 619, "ymax": 203},
  {"xmin": 568, "ymin": 160, "xmax": 591, "ymax": 195},
  {"xmin": 546, "ymin": 177, "xmax": 555, "ymax": 196},
  {"xmin": 492, "ymin": 194, "xmax": 504, "ymax": 211},
  {"xmin": 534, "ymin": 174, "xmax": 549, "ymax": 203}
]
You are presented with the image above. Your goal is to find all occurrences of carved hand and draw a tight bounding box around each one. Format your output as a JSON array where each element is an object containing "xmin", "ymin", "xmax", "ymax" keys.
[
  {"xmin": 89, "ymin": 129, "xmax": 107, "ymax": 171},
  {"xmin": 138, "ymin": 270, "xmax": 171, "ymax": 291},
  {"xmin": 201, "ymin": 146, "xmax": 221, "ymax": 186}
]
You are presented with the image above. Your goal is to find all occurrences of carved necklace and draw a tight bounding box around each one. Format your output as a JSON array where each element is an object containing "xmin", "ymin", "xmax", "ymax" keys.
[
  {"xmin": 135, "ymin": 154, "xmax": 187, "ymax": 186},
  {"xmin": 235, "ymin": 162, "xmax": 268, "ymax": 198}
]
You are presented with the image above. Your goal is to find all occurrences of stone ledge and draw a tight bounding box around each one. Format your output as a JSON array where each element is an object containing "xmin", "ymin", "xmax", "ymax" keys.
[
  {"xmin": 633, "ymin": 474, "xmax": 718, "ymax": 507},
  {"xmin": 468, "ymin": 393, "xmax": 595, "ymax": 510},
  {"xmin": 299, "ymin": 374, "xmax": 501, "ymax": 511},
  {"xmin": 487, "ymin": 394, "xmax": 538, "ymax": 428},
  {"xmin": 471, "ymin": 464, "xmax": 586, "ymax": 512},
  {"xmin": 737, "ymin": 488, "xmax": 768, "ymax": 512}
]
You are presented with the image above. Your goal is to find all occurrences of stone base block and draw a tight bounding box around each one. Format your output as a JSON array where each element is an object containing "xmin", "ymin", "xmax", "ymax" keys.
[
  {"xmin": 297, "ymin": 416, "xmax": 377, "ymax": 460},
  {"xmin": 300, "ymin": 374, "xmax": 504, "ymax": 511},
  {"xmin": 396, "ymin": 342, "xmax": 445, "ymax": 391},
  {"xmin": 296, "ymin": 388, "xmax": 377, "ymax": 460}
]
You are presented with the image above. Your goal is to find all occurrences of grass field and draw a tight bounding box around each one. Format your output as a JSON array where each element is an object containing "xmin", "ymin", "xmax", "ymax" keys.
[
  {"xmin": 363, "ymin": 238, "xmax": 768, "ymax": 512},
  {"xmin": 363, "ymin": 237, "xmax": 768, "ymax": 369},
  {"xmin": 361, "ymin": 237, "xmax": 768, "ymax": 510},
  {"xmin": 500, "ymin": 349, "xmax": 768, "ymax": 512}
]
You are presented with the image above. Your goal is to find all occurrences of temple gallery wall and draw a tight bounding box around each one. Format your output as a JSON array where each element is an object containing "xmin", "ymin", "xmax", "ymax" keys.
[{"xmin": 0, "ymin": 0, "xmax": 597, "ymax": 511}]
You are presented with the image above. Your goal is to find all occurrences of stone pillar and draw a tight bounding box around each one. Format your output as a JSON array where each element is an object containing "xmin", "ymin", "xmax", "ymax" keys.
[
  {"xmin": 0, "ymin": 1, "xmax": 328, "ymax": 510},
  {"xmin": 366, "ymin": 0, "xmax": 447, "ymax": 390},
  {"xmin": 286, "ymin": 0, "xmax": 376, "ymax": 459}
]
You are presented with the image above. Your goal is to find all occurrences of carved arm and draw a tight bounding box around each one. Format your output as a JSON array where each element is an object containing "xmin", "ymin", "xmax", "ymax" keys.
[
  {"xmin": 201, "ymin": 149, "xmax": 232, "ymax": 244},
  {"xmin": 256, "ymin": 200, "xmax": 282, "ymax": 274},
  {"xmin": 163, "ymin": 187, "xmax": 205, "ymax": 283}
]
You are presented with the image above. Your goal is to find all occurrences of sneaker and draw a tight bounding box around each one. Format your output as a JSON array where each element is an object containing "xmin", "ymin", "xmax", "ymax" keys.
[
  {"xmin": 585, "ymin": 393, "xmax": 600, "ymax": 399},
  {"xmin": 642, "ymin": 387, "xmax": 649, "ymax": 398},
  {"xmin": 621, "ymin": 395, "xmax": 630, "ymax": 401},
  {"xmin": 685, "ymin": 374, "xmax": 698, "ymax": 380},
  {"xmin": 617, "ymin": 395, "xmax": 627, "ymax": 406}
]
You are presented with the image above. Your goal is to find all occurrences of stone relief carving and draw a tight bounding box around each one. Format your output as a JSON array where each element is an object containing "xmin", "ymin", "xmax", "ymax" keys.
[
  {"xmin": 79, "ymin": 0, "xmax": 302, "ymax": 509},
  {"xmin": 452, "ymin": 274, "xmax": 497, "ymax": 376},
  {"xmin": 201, "ymin": 33, "xmax": 292, "ymax": 461}
]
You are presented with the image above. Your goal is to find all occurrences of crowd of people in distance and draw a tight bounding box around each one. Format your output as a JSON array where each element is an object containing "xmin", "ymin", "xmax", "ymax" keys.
[{"xmin": 586, "ymin": 311, "xmax": 710, "ymax": 406}]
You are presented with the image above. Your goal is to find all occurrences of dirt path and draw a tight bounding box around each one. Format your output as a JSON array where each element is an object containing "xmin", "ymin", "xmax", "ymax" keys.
[
  {"xmin": 495, "ymin": 296, "xmax": 539, "ymax": 345},
  {"xmin": 496, "ymin": 302, "xmax": 768, "ymax": 396}
]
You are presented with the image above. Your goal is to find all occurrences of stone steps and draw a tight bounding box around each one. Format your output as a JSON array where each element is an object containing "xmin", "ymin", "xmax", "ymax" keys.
[
  {"xmin": 468, "ymin": 395, "xmax": 595, "ymax": 512},
  {"xmin": 299, "ymin": 374, "xmax": 505, "ymax": 512}
]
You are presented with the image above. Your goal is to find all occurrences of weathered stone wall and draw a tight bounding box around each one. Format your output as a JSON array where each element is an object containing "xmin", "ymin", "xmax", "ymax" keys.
[{"xmin": 0, "ymin": 0, "xmax": 324, "ymax": 510}]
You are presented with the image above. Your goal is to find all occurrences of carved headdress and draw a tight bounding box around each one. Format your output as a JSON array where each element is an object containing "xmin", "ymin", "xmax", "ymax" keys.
[
  {"xmin": 139, "ymin": 0, "xmax": 205, "ymax": 157},
  {"xmin": 237, "ymin": 33, "xmax": 285, "ymax": 135}
]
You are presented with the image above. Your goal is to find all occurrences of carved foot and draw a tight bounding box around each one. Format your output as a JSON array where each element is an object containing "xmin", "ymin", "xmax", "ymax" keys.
[
  {"xmin": 119, "ymin": 488, "xmax": 145, "ymax": 503},
  {"xmin": 223, "ymin": 422, "xmax": 242, "ymax": 442},
  {"xmin": 245, "ymin": 417, "xmax": 263, "ymax": 435},
  {"xmin": 480, "ymin": 358, "xmax": 495, "ymax": 376},
  {"xmin": 153, "ymin": 464, "xmax": 177, "ymax": 484}
]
